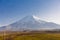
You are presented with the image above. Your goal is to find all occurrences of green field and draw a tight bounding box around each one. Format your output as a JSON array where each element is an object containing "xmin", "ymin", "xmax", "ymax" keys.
[{"xmin": 0, "ymin": 32, "xmax": 60, "ymax": 40}]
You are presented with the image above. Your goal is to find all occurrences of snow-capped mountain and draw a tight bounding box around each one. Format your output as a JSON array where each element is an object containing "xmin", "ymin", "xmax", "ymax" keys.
[{"xmin": 0, "ymin": 15, "xmax": 60, "ymax": 31}]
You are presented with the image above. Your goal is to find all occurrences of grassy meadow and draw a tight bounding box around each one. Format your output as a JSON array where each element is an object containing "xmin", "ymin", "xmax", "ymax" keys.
[{"xmin": 0, "ymin": 31, "xmax": 60, "ymax": 40}]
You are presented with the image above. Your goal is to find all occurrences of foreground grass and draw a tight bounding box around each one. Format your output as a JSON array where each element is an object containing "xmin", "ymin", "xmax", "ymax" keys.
[
  {"xmin": 13, "ymin": 33, "xmax": 60, "ymax": 40},
  {"xmin": 1, "ymin": 32, "xmax": 60, "ymax": 40}
]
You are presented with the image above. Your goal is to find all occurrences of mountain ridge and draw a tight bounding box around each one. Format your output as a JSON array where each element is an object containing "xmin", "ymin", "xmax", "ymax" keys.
[{"xmin": 0, "ymin": 15, "xmax": 60, "ymax": 31}]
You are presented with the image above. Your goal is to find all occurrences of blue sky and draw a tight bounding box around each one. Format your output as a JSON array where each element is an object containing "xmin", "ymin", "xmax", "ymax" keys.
[{"xmin": 0, "ymin": 0, "xmax": 60, "ymax": 26}]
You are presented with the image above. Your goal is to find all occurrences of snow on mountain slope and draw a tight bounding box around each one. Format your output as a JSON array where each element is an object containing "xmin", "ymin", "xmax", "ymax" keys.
[{"xmin": 1, "ymin": 15, "xmax": 60, "ymax": 31}]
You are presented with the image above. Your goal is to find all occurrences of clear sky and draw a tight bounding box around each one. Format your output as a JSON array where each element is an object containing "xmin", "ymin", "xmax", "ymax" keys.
[{"xmin": 0, "ymin": 0, "xmax": 60, "ymax": 26}]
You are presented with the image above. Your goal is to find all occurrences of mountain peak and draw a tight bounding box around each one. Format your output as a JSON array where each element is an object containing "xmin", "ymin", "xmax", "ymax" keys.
[
  {"xmin": 19, "ymin": 15, "xmax": 36, "ymax": 22},
  {"xmin": 23, "ymin": 15, "xmax": 40, "ymax": 21}
]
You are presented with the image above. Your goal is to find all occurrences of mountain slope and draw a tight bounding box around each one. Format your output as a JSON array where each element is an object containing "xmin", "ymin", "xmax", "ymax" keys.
[{"xmin": 1, "ymin": 15, "xmax": 60, "ymax": 31}]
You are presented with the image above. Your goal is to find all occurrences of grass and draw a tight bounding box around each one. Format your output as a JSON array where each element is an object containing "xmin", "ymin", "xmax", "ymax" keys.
[
  {"xmin": 0, "ymin": 32, "xmax": 60, "ymax": 40},
  {"xmin": 13, "ymin": 33, "xmax": 60, "ymax": 40}
]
